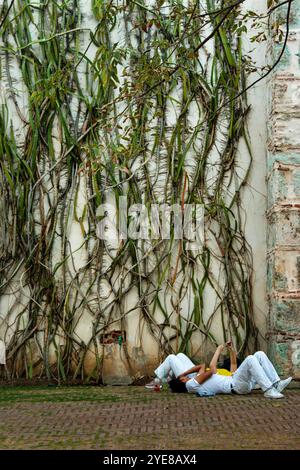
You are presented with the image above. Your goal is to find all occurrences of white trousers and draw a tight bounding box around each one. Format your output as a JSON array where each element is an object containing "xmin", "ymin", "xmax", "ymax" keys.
[
  {"xmin": 232, "ymin": 351, "xmax": 280, "ymax": 394},
  {"xmin": 155, "ymin": 353, "xmax": 197, "ymax": 382}
]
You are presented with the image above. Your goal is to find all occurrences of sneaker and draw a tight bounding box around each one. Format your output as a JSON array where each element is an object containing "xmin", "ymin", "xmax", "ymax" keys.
[
  {"xmin": 264, "ymin": 387, "xmax": 284, "ymax": 399},
  {"xmin": 145, "ymin": 378, "xmax": 162, "ymax": 390},
  {"xmin": 275, "ymin": 377, "xmax": 292, "ymax": 393}
]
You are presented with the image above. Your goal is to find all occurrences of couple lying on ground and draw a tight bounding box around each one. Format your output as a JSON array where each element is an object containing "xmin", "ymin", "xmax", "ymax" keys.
[{"xmin": 146, "ymin": 342, "xmax": 292, "ymax": 399}]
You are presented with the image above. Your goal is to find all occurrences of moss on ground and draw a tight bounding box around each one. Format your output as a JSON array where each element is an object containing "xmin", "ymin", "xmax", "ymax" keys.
[{"xmin": 0, "ymin": 385, "xmax": 176, "ymax": 404}]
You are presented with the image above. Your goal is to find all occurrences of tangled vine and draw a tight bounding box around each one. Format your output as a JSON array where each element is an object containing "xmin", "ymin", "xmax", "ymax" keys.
[{"xmin": 0, "ymin": 0, "xmax": 260, "ymax": 382}]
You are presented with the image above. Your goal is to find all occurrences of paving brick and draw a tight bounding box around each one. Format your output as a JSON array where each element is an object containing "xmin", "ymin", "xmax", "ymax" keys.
[{"xmin": 0, "ymin": 386, "xmax": 300, "ymax": 449}]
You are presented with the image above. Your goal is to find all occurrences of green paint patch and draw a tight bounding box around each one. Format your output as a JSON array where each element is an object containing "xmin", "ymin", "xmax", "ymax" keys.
[{"xmin": 293, "ymin": 170, "xmax": 300, "ymax": 196}]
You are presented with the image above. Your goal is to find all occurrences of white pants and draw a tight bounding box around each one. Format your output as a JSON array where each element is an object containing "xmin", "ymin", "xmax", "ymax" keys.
[
  {"xmin": 232, "ymin": 351, "xmax": 280, "ymax": 394},
  {"xmin": 155, "ymin": 353, "xmax": 197, "ymax": 382}
]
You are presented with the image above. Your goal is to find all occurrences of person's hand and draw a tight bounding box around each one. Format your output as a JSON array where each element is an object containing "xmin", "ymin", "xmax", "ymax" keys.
[
  {"xmin": 217, "ymin": 344, "xmax": 225, "ymax": 352},
  {"xmin": 226, "ymin": 341, "xmax": 232, "ymax": 350},
  {"xmin": 178, "ymin": 373, "xmax": 185, "ymax": 379}
]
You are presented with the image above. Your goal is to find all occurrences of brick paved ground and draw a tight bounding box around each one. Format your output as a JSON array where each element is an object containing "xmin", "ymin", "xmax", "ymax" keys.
[{"xmin": 0, "ymin": 385, "xmax": 300, "ymax": 450}]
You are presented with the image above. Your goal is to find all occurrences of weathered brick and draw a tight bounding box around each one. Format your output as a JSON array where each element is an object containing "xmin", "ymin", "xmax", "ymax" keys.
[
  {"xmin": 268, "ymin": 337, "xmax": 300, "ymax": 379},
  {"xmin": 268, "ymin": 209, "xmax": 300, "ymax": 248},
  {"xmin": 271, "ymin": 76, "xmax": 300, "ymax": 117},
  {"xmin": 267, "ymin": 1, "xmax": 300, "ymax": 386},
  {"xmin": 267, "ymin": 152, "xmax": 300, "ymax": 172},
  {"xmin": 267, "ymin": 60, "xmax": 300, "ymax": 148},
  {"xmin": 267, "ymin": 163, "xmax": 300, "ymax": 208},
  {"xmin": 270, "ymin": 297, "xmax": 300, "ymax": 334},
  {"xmin": 267, "ymin": 249, "xmax": 300, "ymax": 293}
]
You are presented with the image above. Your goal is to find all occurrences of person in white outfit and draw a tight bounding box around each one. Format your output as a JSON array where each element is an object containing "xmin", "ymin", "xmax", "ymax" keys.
[{"xmin": 146, "ymin": 345, "xmax": 292, "ymax": 399}]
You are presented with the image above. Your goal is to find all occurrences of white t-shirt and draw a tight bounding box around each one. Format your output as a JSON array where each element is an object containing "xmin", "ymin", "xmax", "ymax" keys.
[{"xmin": 186, "ymin": 373, "xmax": 233, "ymax": 395}]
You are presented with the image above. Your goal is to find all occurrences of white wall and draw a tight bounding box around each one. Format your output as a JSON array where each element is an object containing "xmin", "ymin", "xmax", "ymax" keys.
[
  {"xmin": 242, "ymin": 0, "xmax": 268, "ymax": 345},
  {"xmin": 0, "ymin": 0, "xmax": 268, "ymax": 381}
]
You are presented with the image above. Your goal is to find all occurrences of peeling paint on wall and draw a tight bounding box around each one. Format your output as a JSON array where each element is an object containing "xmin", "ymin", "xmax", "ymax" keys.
[{"xmin": 267, "ymin": 1, "xmax": 300, "ymax": 377}]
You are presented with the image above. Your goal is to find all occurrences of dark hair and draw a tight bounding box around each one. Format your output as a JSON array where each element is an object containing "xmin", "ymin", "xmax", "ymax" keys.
[
  {"xmin": 221, "ymin": 357, "xmax": 242, "ymax": 371},
  {"xmin": 168, "ymin": 378, "xmax": 188, "ymax": 393}
]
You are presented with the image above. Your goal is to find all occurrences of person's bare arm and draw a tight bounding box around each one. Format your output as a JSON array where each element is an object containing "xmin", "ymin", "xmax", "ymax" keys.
[
  {"xmin": 226, "ymin": 342, "xmax": 237, "ymax": 373},
  {"xmin": 178, "ymin": 363, "xmax": 205, "ymax": 378},
  {"xmin": 195, "ymin": 370, "xmax": 213, "ymax": 384},
  {"xmin": 209, "ymin": 345, "xmax": 224, "ymax": 373}
]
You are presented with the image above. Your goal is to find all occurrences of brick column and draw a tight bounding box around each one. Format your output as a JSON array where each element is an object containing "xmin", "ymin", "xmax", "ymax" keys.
[{"xmin": 267, "ymin": 3, "xmax": 300, "ymax": 377}]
